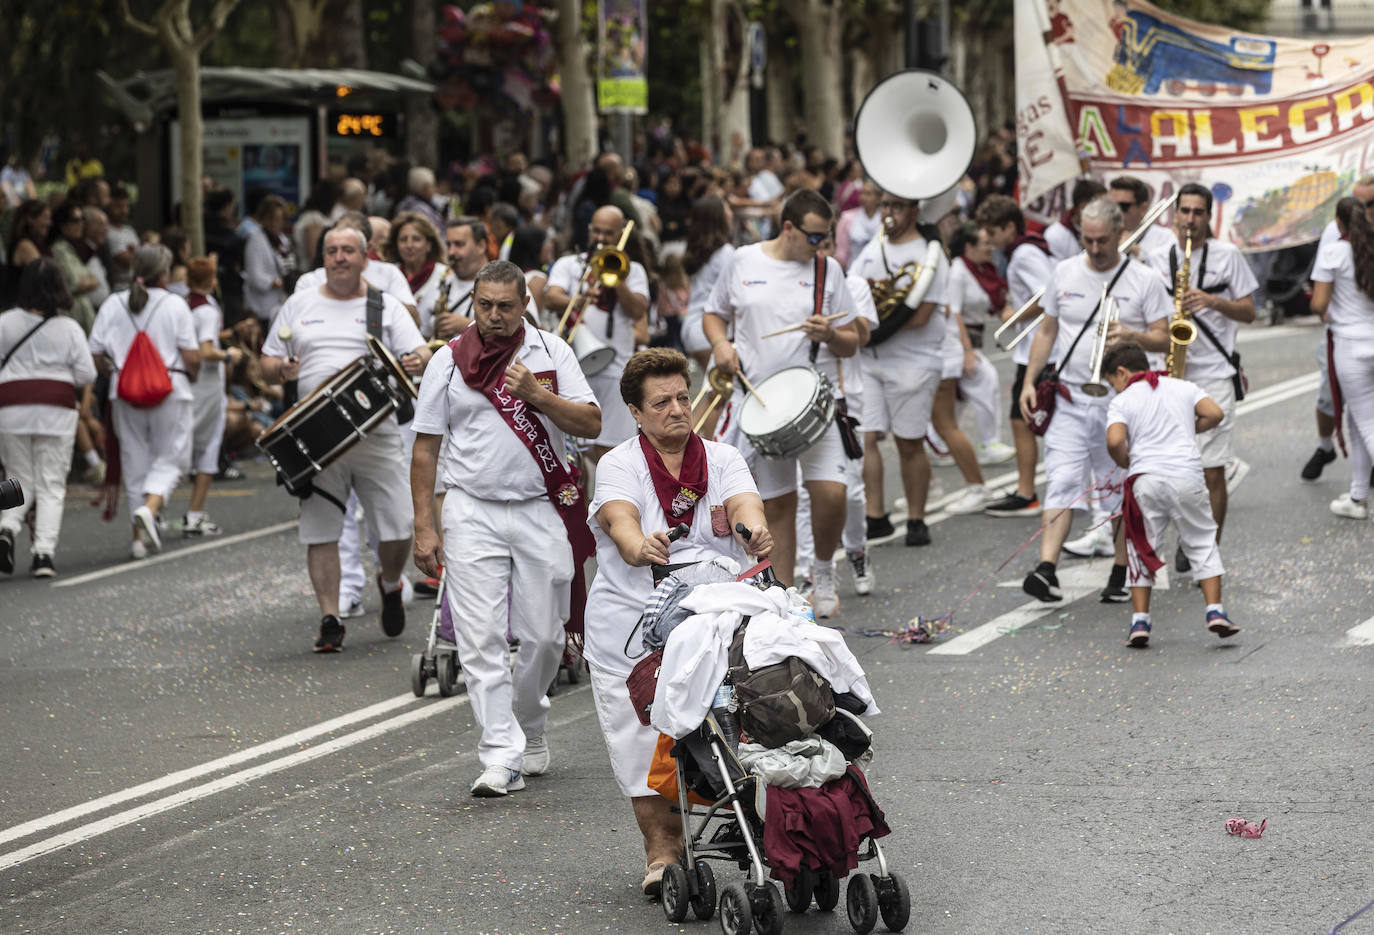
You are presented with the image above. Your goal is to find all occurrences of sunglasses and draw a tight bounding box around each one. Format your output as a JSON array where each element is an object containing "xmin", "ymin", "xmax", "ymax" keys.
[{"xmin": 798, "ymin": 228, "xmax": 830, "ymax": 246}]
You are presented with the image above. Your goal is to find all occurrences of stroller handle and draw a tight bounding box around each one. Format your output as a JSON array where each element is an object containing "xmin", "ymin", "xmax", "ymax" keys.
[
  {"xmin": 734, "ymin": 523, "xmax": 780, "ymax": 588},
  {"xmin": 667, "ymin": 522, "xmax": 690, "ymax": 542}
]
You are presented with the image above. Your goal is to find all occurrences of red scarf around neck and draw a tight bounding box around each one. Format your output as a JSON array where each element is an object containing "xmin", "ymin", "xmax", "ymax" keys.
[
  {"xmin": 1011, "ymin": 231, "xmax": 1052, "ymax": 256},
  {"xmin": 639, "ymin": 431, "xmax": 709, "ymax": 527},
  {"xmin": 452, "ymin": 321, "xmax": 523, "ymax": 391},
  {"xmin": 405, "ymin": 260, "xmax": 435, "ymax": 295},
  {"xmin": 1125, "ymin": 370, "xmax": 1168, "ymax": 390},
  {"xmin": 963, "ymin": 258, "xmax": 1007, "ymax": 312},
  {"xmin": 1058, "ymin": 210, "xmax": 1080, "ymax": 238}
]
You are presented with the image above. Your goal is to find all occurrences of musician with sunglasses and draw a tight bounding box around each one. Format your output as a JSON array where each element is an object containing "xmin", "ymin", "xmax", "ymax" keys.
[
  {"xmin": 1144, "ymin": 182, "xmax": 1257, "ymax": 573},
  {"xmin": 1109, "ymin": 176, "xmax": 1175, "ymax": 258}
]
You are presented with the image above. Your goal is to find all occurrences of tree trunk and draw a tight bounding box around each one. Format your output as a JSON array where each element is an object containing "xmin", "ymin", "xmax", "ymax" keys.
[
  {"xmin": 782, "ymin": 0, "xmax": 845, "ymax": 158},
  {"xmin": 273, "ymin": 0, "xmax": 329, "ymax": 67},
  {"xmin": 332, "ymin": 0, "xmax": 366, "ymax": 68},
  {"xmin": 764, "ymin": 32, "xmax": 792, "ymax": 145},
  {"xmin": 172, "ymin": 47, "xmax": 206, "ymax": 256},
  {"xmin": 701, "ymin": 14, "xmax": 719, "ymax": 158},
  {"xmin": 407, "ymin": 0, "xmax": 439, "ymax": 168},
  {"xmin": 555, "ymin": 0, "xmax": 597, "ymax": 168},
  {"xmin": 718, "ymin": 0, "xmax": 751, "ymax": 168}
]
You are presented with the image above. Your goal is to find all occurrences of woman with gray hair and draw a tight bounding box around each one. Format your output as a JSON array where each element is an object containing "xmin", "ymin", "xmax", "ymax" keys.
[{"xmin": 88, "ymin": 243, "xmax": 201, "ymax": 559}]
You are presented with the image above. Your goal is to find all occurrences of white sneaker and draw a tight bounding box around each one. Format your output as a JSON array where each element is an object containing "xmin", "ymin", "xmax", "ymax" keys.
[
  {"xmin": 945, "ymin": 485, "xmax": 989, "ymax": 515},
  {"xmin": 523, "ymin": 736, "xmax": 551, "ymax": 776},
  {"xmin": 811, "ymin": 565, "xmax": 839, "ymax": 619},
  {"xmin": 130, "ymin": 539, "xmax": 148, "ymax": 560},
  {"xmin": 1063, "ymin": 525, "xmax": 1114, "ymax": 558},
  {"xmin": 400, "ymin": 576, "xmax": 415, "ymax": 606},
  {"xmin": 1330, "ymin": 493, "xmax": 1370, "ymax": 520},
  {"xmin": 133, "ymin": 505, "xmax": 162, "ymax": 553},
  {"xmin": 471, "ymin": 766, "xmax": 526, "ymax": 797},
  {"xmin": 1225, "ymin": 458, "xmax": 1251, "ymax": 494},
  {"xmin": 182, "ymin": 513, "xmax": 222, "ymax": 537},
  {"xmin": 338, "ymin": 598, "xmax": 366, "ymax": 619},
  {"xmin": 82, "ymin": 458, "xmax": 106, "ymax": 486},
  {"xmin": 847, "ymin": 549, "xmax": 875, "ymax": 596},
  {"xmin": 976, "ymin": 441, "xmax": 1016, "ymax": 465},
  {"xmin": 929, "ymin": 451, "xmax": 955, "ymax": 468}
]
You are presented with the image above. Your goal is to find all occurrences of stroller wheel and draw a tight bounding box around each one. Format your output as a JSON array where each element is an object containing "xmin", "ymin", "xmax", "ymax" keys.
[
  {"xmin": 784, "ymin": 867, "xmax": 813, "ymax": 913},
  {"xmin": 661, "ymin": 863, "xmax": 690, "ymax": 923},
  {"xmin": 718, "ymin": 882, "xmax": 753, "ymax": 935},
  {"xmin": 410, "ymin": 654, "xmax": 428, "ymax": 698},
  {"xmin": 750, "ymin": 881, "xmax": 785, "ymax": 935},
  {"xmin": 814, "ymin": 871, "xmax": 841, "ymax": 912},
  {"xmin": 690, "ymin": 859, "xmax": 716, "ymax": 920},
  {"xmin": 846, "ymin": 874, "xmax": 879, "ymax": 934},
  {"xmin": 437, "ymin": 653, "xmax": 460, "ymax": 697},
  {"xmin": 877, "ymin": 871, "xmax": 911, "ymax": 932}
]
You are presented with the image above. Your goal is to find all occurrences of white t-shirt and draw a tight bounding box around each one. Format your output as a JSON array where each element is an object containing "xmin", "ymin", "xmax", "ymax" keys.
[
  {"xmin": 188, "ymin": 293, "xmax": 225, "ymax": 392},
  {"xmin": 707, "ymin": 244, "xmax": 859, "ymax": 386},
  {"xmin": 1145, "ymin": 237, "xmax": 1258, "ymax": 381},
  {"xmin": 0, "ymin": 309, "xmax": 97, "ymax": 435},
  {"xmin": 1134, "ymin": 224, "xmax": 1176, "ymax": 258},
  {"xmin": 88, "ymin": 289, "xmax": 198, "ymax": 402},
  {"xmin": 1106, "ymin": 375, "xmax": 1207, "ymax": 479},
  {"xmin": 847, "ymin": 234, "xmax": 947, "ymax": 371},
  {"xmin": 294, "ymin": 261, "xmax": 417, "ymax": 309},
  {"xmin": 1318, "ymin": 219, "xmax": 1341, "ymax": 254},
  {"xmin": 410, "ymin": 322, "xmax": 597, "ymax": 498},
  {"xmin": 688, "ymin": 244, "xmax": 735, "ymax": 324},
  {"xmin": 1045, "ymin": 220, "xmax": 1080, "ymax": 261},
  {"xmin": 837, "ymin": 273, "xmax": 879, "ymax": 406},
  {"xmin": 1042, "ymin": 255, "xmax": 1172, "ymax": 406},
  {"xmin": 1312, "ymin": 240, "xmax": 1374, "ymax": 341},
  {"xmin": 748, "ymin": 170, "xmax": 784, "ymax": 203},
  {"xmin": 1007, "ymin": 240, "xmax": 1057, "ymax": 366},
  {"xmin": 408, "ymin": 263, "xmax": 452, "ymax": 339},
  {"xmin": 584, "ymin": 436, "xmax": 758, "ymax": 678},
  {"xmin": 262, "ymin": 286, "xmax": 424, "ymax": 435},
  {"xmin": 947, "ymin": 258, "xmax": 993, "ymax": 325},
  {"xmin": 105, "ymin": 224, "xmax": 139, "ymax": 290},
  {"xmin": 546, "ymin": 253, "xmax": 651, "ymax": 373}
]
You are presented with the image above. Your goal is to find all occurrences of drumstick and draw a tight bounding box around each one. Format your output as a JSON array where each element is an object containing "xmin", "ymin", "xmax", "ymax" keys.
[
  {"xmin": 737, "ymin": 371, "xmax": 767, "ymax": 408},
  {"xmin": 761, "ymin": 312, "xmax": 846, "ymax": 339},
  {"xmin": 277, "ymin": 325, "xmax": 294, "ymax": 360},
  {"xmin": 277, "ymin": 326, "xmax": 298, "ymax": 409}
]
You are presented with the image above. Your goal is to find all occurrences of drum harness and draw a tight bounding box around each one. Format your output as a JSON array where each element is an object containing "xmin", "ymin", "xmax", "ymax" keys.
[{"xmin": 807, "ymin": 255, "xmax": 863, "ymax": 461}]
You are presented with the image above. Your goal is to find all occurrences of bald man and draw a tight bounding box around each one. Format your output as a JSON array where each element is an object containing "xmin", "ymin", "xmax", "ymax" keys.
[{"xmin": 544, "ymin": 205, "xmax": 651, "ymax": 462}]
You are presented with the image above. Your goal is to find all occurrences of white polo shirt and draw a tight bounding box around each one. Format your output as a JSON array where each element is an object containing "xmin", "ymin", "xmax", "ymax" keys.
[
  {"xmin": 188, "ymin": 293, "xmax": 224, "ymax": 388},
  {"xmin": 294, "ymin": 260, "xmax": 416, "ymax": 308},
  {"xmin": 845, "ymin": 235, "xmax": 944, "ymax": 370},
  {"xmin": 88, "ymin": 289, "xmax": 198, "ymax": 402},
  {"xmin": 1006, "ymin": 240, "xmax": 1057, "ymax": 366},
  {"xmin": 546, "ymin": 253, "xmax": 651, "ymax": 372},
  {"xmin": 1107, "ymin": 376, "xmax": 1208, "ymax": 480},
  {"xmin": 1312, "ymin": 240, "xmax": 1374, "ymax": 341},
  {"xmin": 410, "ymin": 322, "xmax": 597, "ymax": 499},
  {"xmin": 1145, "ymin": 237, "xmax": 1258, "ymax": 381},
  {"xmin": 1045, "ymin": 219, "xmax": 1080, "ymax": 261}
]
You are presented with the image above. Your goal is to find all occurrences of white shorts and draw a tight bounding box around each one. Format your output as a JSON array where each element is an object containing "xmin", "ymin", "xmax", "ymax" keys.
[
  {"xmin": 719, "ymin": 404, "xmax": 849, "ymax": 500},
  {"xmin": 1042, "ymin": 399, "xmax": 1123, "ymax": 514},
  {"xmin": 590, "ymin": 663, "xmax": 659, "ymax": 798},
  {"xmin": 190, "ymin": 382, "xmax": 226, "ymax": 476},
  {"xmin": 1195, "ymin": 378, "xmax": 1235, "ymax": 469},
  {"xmin": 298, "ymin": 430, "xmax": 414, "ymax": 545},
  {"xmin": 860, "ymin": 356, "xmax": 941, "ymax": 439},
  {"xmin": 1126, "ymin": 473, "xmax": 1223, "ymax": 586},
  {"xmin": 586, "ymin": 367, "xmax": 636, "ymax": 449}
]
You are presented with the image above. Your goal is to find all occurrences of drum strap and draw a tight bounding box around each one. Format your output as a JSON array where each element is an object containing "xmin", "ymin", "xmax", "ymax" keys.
[
  {"xmin": 364, "ymin": 287, "xmax": 414, "ymax": 424},
  {"xmin": 808, "ymin": 254, "xmax": 826, "ymax": 366}
]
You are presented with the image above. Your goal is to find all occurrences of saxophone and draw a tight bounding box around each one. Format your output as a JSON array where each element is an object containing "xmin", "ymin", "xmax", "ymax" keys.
[
  {"xmin": 866, "ymin": 223, "xmax": 925, "ymax": 347},
  {"xmin": 427, "ymin": 270, "xmax": 452, "ymax": 350},
  {"xmin": 1165, "ymin": 232, "xmax": 1197, "ymax": 378}
]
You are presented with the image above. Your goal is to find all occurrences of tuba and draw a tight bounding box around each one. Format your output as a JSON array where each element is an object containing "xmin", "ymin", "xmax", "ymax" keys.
[{"xmin": 1165, "ymin": 232, "xmax": 1197, "ymax": 378}]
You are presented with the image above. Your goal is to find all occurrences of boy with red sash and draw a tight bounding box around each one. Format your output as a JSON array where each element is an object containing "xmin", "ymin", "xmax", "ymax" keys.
[{"xmin": 410, "ymin": 260, "xmax": 601, "ymax": 797}]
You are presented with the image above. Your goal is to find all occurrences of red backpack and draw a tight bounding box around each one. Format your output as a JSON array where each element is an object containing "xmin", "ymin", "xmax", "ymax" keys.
[{"xmin": 117, "ymin": 298, "xmax": 173, "ymax": 408}]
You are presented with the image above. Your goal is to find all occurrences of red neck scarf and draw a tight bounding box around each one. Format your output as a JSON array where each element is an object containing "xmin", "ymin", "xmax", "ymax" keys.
[
  {"xmin": 187, "ymin": 292, "xmax": 211, "ymax": 310},
  {"xmin": 1058, "ymin": 210, "xmax": 1079, "ymax": 238},
  {"xmin": 367, "ymin": 249, "xmax": 383, "ymax": 262},
  {"xmin": 405, "ymin": 260, "xmax": 435, "ymax": 295},
  {"xmin": 1125, "ymin": 370, "xmax": 1168, "ymax": 390},
  {"xmin": 639, "ymin": 431, "xmax": 709, "ymax": 527},
  {"xmin": 1011, "ymin": 232, "xmax": 1052, "ymax": 256},
  {"xmin": 963, "ymin": 258, "xmax": 1007, "ymax": 311},
  {"xmin": 452, "ymin": 322, "xmax": 523, "ymax": 391}
]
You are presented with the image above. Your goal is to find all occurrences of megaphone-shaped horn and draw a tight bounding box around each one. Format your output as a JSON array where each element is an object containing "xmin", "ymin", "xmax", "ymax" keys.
[
  {"xmin": 569, "ymin": 325, "xmax": 615, "ymax": 377},
  {"xmin": 854, "ymin": 70, "xmax": 977, "ymax": 202}
]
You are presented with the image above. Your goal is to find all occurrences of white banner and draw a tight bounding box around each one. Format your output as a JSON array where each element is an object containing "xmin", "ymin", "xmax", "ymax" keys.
[{"xmin": 1015, "ymin": 0, "xmax": 1084, "ymax": 207}]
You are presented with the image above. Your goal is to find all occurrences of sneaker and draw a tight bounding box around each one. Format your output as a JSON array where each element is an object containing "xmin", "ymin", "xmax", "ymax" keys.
[
  {"xmin": 1206, "ymin": 609, "xmax": 1240, "ymax": 638},
  {"xmin": 339, "ymin": 598, "xmax": 366, "ymax": 619},
  {"xmin": 811, "ymin": 565, "xmax": 839, "ymax": 618},
  {"xmin": 894, "ymin": 496, "xmax": 908, "ymax": 514},
  {"xmin": 313, "ymin": 614, "xmax": 346, "ymax": 653},
  {"xmin": 523, "ymin": 736, "xmax": 551, "ymax": 776},
  {"xmin": 1128, "ymin": 619, "xmax": 1152, "ymax": 647},
  {"xmin": 401, "ymin": 575, "xmax": 415, "ymax": 606},
  {"xmin": 847, "ymin": 549, "xmax": 875, "ymax": 595},
  {"xmin": 904, "ymin": 518, "xmax": 931, "ymax": 547},
  {"xmin": 1225, "ymin": 458, "xmax": 1251, "ymax": 493},
  {"xmin": 976, "ymin": 441, "xmax": 1017, "ymax": 465},
  {"xmin": 30, "ymin": 553, "xmax": 56, "ymax": 579},
  {"xmin": 984, "ymin": 492, "xmax": 1041, "ymax": 517},
  {"xmin": 1175, "ymin": 548, "xmax": 1191, "ymax": 574},
  {"xmin": 945, "ymin": 485, "xmax": 989, "ymax": 515},
  {"xmin": 929, "ymin": 450, "xmax": 955, "ymax": 468},
  {"xmin": 0, "ymin": 528, "xmax": 13, "ymax": 575},
  {"xmin": 1064, "ymin": 525, "xmax": 1114, "ymax": 558},
  {"xmin": 130, "ymin": 539, "xmax": 148, "ymax": 560},
  {"xmin": 866, "ymin": 514, "xmax": 895, "ymax": 540},
  {"xmin": 133, "ymin": 505, "xmax": 162, "ymax": 553},
  {"xmin": 182, "ymin": 513, "xmax": 223, "ymax": 537},
  {"xmin": 82, "ymin": 457, "xmax": 106, "ymax": 486},
  {"xmin": 1100, "ymin": 581, "xmax": 1130, "ymax": 603},
  {"xmin": 414, "ymin": 576, "xmax": 441, "ymax": 598},
  {"xmin": 1301, "ymin": 446, "xmax": 1337, "ymax": 481},
  {"xmin": 1023, "ymin": 562, "xmax": 1062, "ymax": 602},
  {"xmin": 216, "ymin": 463, "xmax": 245, "ymax": 481},
  {"xmin": 1330, "ymin": 493, "xmax": 1370, "ymax": 520},
  {"xmin": 378, "ymin": 574, "xmax": 406, "ymax": 637},
  {"xmin": 471, "ymin": 766, "xmax": 525, "ymax": 797}
]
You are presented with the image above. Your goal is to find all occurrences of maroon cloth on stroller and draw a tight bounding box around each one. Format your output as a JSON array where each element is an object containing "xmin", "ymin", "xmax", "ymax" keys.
[{"xmin": 761, "ymin": 765, "xmax": 890, "ymax": 887}]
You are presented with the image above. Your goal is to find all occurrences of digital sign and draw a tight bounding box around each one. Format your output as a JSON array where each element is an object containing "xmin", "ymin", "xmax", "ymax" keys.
[{"xmin": 334, "ymin": 113, "xmax": 392, "ymax": 138}]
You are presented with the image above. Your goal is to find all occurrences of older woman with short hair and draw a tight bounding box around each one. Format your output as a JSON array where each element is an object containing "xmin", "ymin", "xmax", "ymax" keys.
[{"xmin": 585, "ymin": 347, "xmax": 772, "ymax": 896}]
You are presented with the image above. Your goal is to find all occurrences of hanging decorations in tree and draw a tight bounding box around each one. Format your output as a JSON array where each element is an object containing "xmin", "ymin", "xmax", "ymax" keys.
[{"xmin": 434, "ymin": 2, "xmax": 561, "ymax": 115}]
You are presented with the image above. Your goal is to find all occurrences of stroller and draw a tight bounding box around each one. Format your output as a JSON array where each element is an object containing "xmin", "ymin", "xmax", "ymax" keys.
[{"xmin": 411, "ymin": 569, "xmax": 461, "ymax": 697}]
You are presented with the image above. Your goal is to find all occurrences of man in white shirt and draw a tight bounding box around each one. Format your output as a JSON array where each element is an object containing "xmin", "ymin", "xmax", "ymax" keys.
[
  {"xmin": 1109, "ymin": 176, "xmax": 1174, "ymax": 258},
  {"xmin": 433, "ymin": 216, "xmax": 490, "ymax": 338},
  {"xmin": 848, "ymin": 193, "xmax": 949, "ymax": 549},
  {"xmin": 82, "ymin": 207, "xmax": 111, "ymax": 310},
  {"xmin": 703, "ymin": 189, "xmax": 861, "ymax": 610},
  {"xmin": 411, "ymin": 260, "xmax": 600, "ymax": 797},
  {"xmin": 544, "ymin": 205, "xmax": 651, "ymax": 461},
  {"xmin": 1019, "ymin": 197, "xmax": 1170, "ymax": 604},
  {"xmin": 294, "ymin": 213, "xmax": 418, "ymax": 321},
  {"xmin": 262, "ymin": 228, "xmax": 430, "ymax": 653},
  {"xmin": 105, "ymin": 185, "xmax": 139, "ymax": 292},
  {"xmin": 1045, "ymin": 178, "xmax": 1107, "ymax": 261},
  {"xmin": 1145, "ymin": 182, "xmax": 1257, "ymax": 574}
]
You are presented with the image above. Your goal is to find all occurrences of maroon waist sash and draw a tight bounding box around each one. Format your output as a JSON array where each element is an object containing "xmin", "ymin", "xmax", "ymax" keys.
[
  {"xmin": 0, "ymin": 379, "xmax": 77, "ymax": 410},
  {"xmin": 1121, "ymin": 473, "xmax": 1165, "ymax": 576}
]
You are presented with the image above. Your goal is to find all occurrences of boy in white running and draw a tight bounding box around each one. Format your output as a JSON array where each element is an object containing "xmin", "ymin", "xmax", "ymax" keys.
[{"xmin": 1103, "ymin": 342, "xmax": 1238, "ymax": 647}]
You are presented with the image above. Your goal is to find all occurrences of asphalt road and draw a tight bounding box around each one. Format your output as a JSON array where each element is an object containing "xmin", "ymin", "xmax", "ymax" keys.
[{"xmin": 2, "ymin": 316, "xmax": 1372, "ymax": 935}]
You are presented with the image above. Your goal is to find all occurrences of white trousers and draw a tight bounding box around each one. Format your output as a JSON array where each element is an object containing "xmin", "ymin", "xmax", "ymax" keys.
[
  {"xmin": 796, "ymin": 457, "xmax": 866, "ymax": 570},
  {"xmin": 958, "ymin": 351, "xmax": 1003, "ymax": 447},
  {"xmin": 1043, "ymin": 399, "xmax": 1122, "ymax": 515},
  {"xmin": 1334, "ymin": 341, "xmax": 1374, "ymax": 502},
  {"xmin": 442, "ymin": 489, "xmax": 572, "ymax": 771},
  {"xmin": 112, "ymin": 398, "xmax": 191, "ymax": 517},
  {"xmin": 339, "ymin": 424, "xmax": 419, "ymax": 604},
  {"xmin": 1127, "ymin": 474, "xmax": 1223, "ymax": 586},
  {"xmin": 189, "ymin": 380, "xmax": 226, "ymax": 476},
  {"xmin": 0, "ymin": 431, "xmax": 74, "ymax": 555}
]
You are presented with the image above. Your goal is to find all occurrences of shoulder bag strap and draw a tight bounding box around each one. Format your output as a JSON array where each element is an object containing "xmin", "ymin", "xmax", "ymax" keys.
[
  {"xmin": 0, "ymin": 316, "xmax": 52, "ymax": 372},
  {"xmin": 809, "ymin": 253, "xmax": 827, "ymax": 365},
  {"xmin": 1057, "ymin": 258, "xmax": 1130, "ymax": 371},
  {"xmin": 365, "ymin": 286, "xmax": 384, "ymax": 339}
]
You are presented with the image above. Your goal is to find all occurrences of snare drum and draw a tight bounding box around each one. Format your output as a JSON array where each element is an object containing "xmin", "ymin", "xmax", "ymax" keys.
[
  {"xmin": 738, "ymin": 367, "xmax": 836, "ymax": 460},
  {"xmin": 257, "ymin": 355, "xmax": 402, "ymax": 496}
]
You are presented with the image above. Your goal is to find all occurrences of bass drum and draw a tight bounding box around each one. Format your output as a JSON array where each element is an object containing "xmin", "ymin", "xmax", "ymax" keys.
[{"xmin": 738, "ymin": 367, "xmax": 837, "ymax": 461}]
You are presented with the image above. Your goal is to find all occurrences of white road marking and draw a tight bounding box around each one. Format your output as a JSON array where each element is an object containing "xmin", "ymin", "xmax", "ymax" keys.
[
  {"xmin": 1345, "ymin": 616, "xmax": 1374, "ymax": 647},
  {"xmin": 51, "ymin": 520, "xmax": 299, "ymax": 589},
  {"xmin": 995, "ymin": 564, "xmax": 1171, "ymax": 590},
  {"xmin": 928, "ymin": 564, "xmax": 1102, "ymax": 655}
]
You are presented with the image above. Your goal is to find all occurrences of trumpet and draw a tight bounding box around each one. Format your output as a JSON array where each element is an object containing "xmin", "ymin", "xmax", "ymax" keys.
[
  {"xmin": 691, "ymin": 366, "xmax": 735, "ymax": 433},
  {"xmin": 1165, "ymin": 231, "xmax": 1197, "ymax": 378},
  {"xmin": 589, "ymin": 219, "xmax": 635, "ymax": 289},
  {"xmin": 1081, "ymin": 284, "xmax": 1119, "ymax": 397}
]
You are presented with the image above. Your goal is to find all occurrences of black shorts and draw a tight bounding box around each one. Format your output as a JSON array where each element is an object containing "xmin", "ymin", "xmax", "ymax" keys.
[{"xmin": 1010, "ymin": 363, "xmax": 1028, "ymax": 422}]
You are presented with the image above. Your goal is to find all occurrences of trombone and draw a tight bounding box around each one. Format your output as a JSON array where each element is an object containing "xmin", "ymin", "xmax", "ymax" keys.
[
  {"xmin": 993, "ymin": 191, "xmax": 1181, "ymax": 351},
  {"xmin": 690, "ymin": 366, "xmax": 734, "ymax": 433},
  {"xmin": 556, "ymin": 220, "xmax": 636, "ymax": 340},
  {"xmin": 1080, "ymin": 284, "xmax": 1119, "ymax": 397}
]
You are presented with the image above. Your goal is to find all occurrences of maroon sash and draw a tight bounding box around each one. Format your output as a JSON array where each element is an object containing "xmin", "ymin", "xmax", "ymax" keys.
[
  {"xmin": 639, "ymin": 431, "xmax": 708, "ymax": 527},
  {"xmin": 0, "ymin": 379, "xmax": 77, "ymax": 409},
  {"xmin": 1121, "ymin": 474, "xmax": 1164, "ymax": 576}
]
